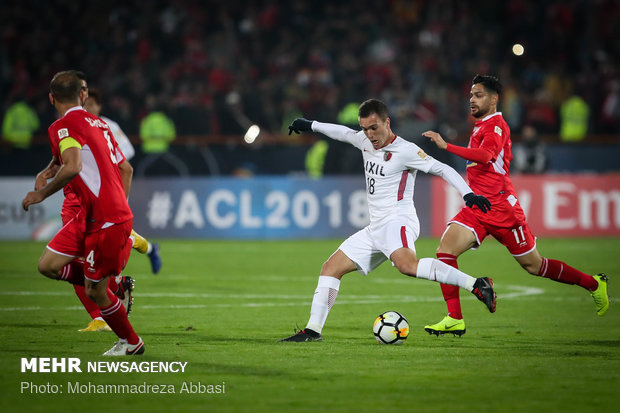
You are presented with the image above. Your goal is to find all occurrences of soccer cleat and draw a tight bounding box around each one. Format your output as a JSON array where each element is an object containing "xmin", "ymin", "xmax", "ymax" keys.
[
  {"xmin": 591, "ymin": 274, "xmax": 609, "ymax": 316},
  {"xmin": 78, "ymin": 319, "xmax": 112, "ymax": 332},
  {"xmin": 472, "ymin": 277, "xmax": 496, "ymax": 313},
  {"xmin": 130, "ymin": 229, "xmax": 149, "ymax": 254},
  {"xmin": 278, "ymin": 328, "xmax": 322, "ymax": 342},
  {"xmin": 424, "ymin": 315, "xmax": 466, "ymax": 337},
  {"xmin": 147, "ymin": 243, "xmax": 162, "ymax": 274},
  {"xmin": 102, "ymin": 337, "xmax": 145, "ymax": 356},
  {"xmin": 115, "ymin": 275, "xmax": 134, "ymax": 315}
]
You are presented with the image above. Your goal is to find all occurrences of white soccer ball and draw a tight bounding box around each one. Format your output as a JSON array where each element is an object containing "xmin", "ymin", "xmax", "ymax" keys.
[{"xmin": 373, "ymin": 311, "xmax": 409, "ymax": 345}]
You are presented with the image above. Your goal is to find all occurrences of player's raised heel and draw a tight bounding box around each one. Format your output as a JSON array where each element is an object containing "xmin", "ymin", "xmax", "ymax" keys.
[
  {"xmin": 472, "ymin": 277, "xmax": 496, "ymax": 313},
  {"xmin": 279, "ymin": 328, "xmax": 322, "ymax": 342},
  {"xmin": 591, "ymin": 273, "xmax": 609, "ymax": 316},
  {"xmin": 424, "ymin": 315, "xmax": 466, "ymax": 337}
]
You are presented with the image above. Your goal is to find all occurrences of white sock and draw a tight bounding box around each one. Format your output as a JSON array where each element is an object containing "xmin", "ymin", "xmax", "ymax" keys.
[
  {"xmin": 306, "ymin": 276, "xmax": 341, "ymax": 334},
  {"xmin": 146, "ymin": 242, "xmax": 153, "ymax": 254},
  {"xmin": 416, "ymin": 258, "xmax": 476, "ymax": 291}
]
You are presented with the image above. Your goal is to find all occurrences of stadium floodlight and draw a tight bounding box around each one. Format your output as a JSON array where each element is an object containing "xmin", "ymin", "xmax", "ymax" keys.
[
  {"xmin": 512, "ymin": 43, "xmax": 524, "ymax": 56},
  {"xmin": 244, "ymin": 125, "xmax": 260, "ymax": 144}
]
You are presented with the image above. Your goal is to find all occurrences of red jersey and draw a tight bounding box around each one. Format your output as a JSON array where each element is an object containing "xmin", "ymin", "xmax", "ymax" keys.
[
  {"xmin": 464, "ymin": 112, "xmax": 516, "ymax": 202},
  {"xmin": 48, "ymin": 106, "xmax": 132, "ymax": 232}
]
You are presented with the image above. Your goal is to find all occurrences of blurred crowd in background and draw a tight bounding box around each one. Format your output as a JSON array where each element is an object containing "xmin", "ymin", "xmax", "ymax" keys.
[{"xmin": 1, "ymin": 0, "xmax": 619, "ymax": 174}]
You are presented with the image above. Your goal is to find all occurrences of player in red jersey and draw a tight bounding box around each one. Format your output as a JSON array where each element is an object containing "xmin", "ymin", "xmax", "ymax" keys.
[
  {"xmin": 35, "ymin": 73, "xmax": 162, "ymax": 332},
  {"xmin": 22, "ymin": 71, "xmax": 144, "ymax": 355},
  {"xmin": 421, "ymin": 74, "xmax": 609, "ymax": 336},
  {"xmin": 34, "ymin": 72, "xmax": 135, "ymax": 332}
]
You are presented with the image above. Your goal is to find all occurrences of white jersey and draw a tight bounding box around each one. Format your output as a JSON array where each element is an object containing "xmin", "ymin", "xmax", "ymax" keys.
[
  {"xmin": 312, "ymin": 121, "xmax": 472, "ymax": 228},
  {"xmin": 101, "ymin": 115, "xmax": 135, "ymax": 161}
]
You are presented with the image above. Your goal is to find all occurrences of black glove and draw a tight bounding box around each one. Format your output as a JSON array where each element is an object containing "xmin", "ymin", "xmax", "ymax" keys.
[
  {"xmin": 463, "ymin": 192, "xmax": 491, "ymax": 213},
  {"xmin": 288, "ymin": 118, "xmax": 314, "ymax": 135}
]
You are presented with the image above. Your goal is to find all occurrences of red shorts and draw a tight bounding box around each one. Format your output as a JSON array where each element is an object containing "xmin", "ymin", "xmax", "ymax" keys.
[
  {"xmin": 47, "ymin": 213, "xmax": 86, "ymax": 258},
  {"xmin": 83, "ymin": 220, "xmax": 133, "ymax": 282},
  {"xmin": 449, "ymin": 196, "xmax": 536, "ymax": 256}
]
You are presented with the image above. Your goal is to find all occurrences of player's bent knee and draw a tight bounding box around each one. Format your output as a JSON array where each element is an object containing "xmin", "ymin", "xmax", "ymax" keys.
[
  {"xmin": 320, "ymin": 260, "xmax": 331, "ymax": 274},
  {"xmin": 320, "ymin": 251, "xmax": 356, "ymax": 279},
  {"xmin": 395, "ymin": 262, "xmax": 418, "ymax": 277},
  {"xmin": 320, "ymin": 262, "xmax": 347, "ymax": 279},
  {"xmin": 37, "ymin": 261, "xmax": 59, "ymax": 279},
  {"xmin": 84, "ymin": 283, "xmax": 107, "ymax": 306}
]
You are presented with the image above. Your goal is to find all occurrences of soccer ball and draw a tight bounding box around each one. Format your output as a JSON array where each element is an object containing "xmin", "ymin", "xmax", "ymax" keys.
[{"xmin": 373, "ymin": 311, "xmax": 409, "ymax": 345}]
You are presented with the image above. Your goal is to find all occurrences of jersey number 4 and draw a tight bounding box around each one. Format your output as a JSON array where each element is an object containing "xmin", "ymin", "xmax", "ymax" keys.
[{"xmin": 86, "ymin": 250, "xmax": 95, "ymax": 267}]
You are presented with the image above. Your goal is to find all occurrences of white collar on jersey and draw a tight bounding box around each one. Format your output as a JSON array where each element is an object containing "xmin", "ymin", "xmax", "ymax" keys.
[
  {"xmin": 480, "ymin": 112, "xmax": 503, "ymax": 122},
  {"xmin": 64, "ymin": 106, "xmax": 86, "ymax": 117}
]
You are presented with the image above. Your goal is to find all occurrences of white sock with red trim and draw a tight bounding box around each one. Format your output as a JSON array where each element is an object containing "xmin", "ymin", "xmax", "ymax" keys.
[
  {"xmin": 416, "ymin": 258, "xmax": 476, "ymax": 291},
  {"xmin": 306, "ymin": 276, "xmax": 341, "ymax": 334}
]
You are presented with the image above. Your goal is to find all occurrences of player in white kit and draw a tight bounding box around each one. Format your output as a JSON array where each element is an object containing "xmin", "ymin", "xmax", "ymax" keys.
[{"xmin": 280, "ymin": 99, "xmax": 496, "ymax": 342}]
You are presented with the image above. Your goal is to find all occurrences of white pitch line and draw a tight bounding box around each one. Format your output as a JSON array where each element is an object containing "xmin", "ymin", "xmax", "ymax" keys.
[
  {"xmin": 0, "ymin": 285, "xmax": 543, "ymax": 300},
  {"xmin": 0, "ymin": 291, "xmax": 312, "ymax": 299},
  {"xmin": 0, "ymin": 285, "xmax": 544, "ymax": 311}
]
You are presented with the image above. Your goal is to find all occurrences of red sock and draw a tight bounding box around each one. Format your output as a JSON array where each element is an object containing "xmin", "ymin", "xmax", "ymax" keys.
[
  {"xmin": 538, "ymin": 257, "xmax": 597, "ymax": 291},
  {"xmin": 99, "ymin": 289, "xmax": 139, "ymax": 345},
  {"xmin": 437, "ymin": 253, "xmax": 463, "ymax": 319},
  {"xmin": 73, "ymin": 284, "xmax": 101, "ymax": 319},
  {"xmin": 59, "ymin": 261, "xmax": 84, "ymax": 286}
]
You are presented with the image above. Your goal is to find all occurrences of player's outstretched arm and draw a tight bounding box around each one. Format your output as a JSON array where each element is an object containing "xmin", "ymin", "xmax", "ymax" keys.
[
  {"xmin": 23, "ymin": 147, "xmax": 81, "ymax": 211},
  {"xmin": 427, "ymin": 159, "xmax": 491, "ymax": 213},
  {"xmin": 463, "ymin": 192, "xmax": 491, "ymax": 213},
  {"xmin": 288, "ymin": 118, "xmax": 314, "ymax": 135},
  {"xmin": 422, "ymin": 130, "xmax": 493, "ymax": 164},
  {"xmin": 422, "ymin": 130, "xmax": 448, "ymax": 150},
  {"xmin": 289, "ymin": 118, "xmax": 362, "ymax": 147}
]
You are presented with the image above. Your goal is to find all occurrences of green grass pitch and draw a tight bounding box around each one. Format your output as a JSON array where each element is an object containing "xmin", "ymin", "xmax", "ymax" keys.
[{"xmin": 1, "ymin": 237, "xmax": 619, "ymax": 413}]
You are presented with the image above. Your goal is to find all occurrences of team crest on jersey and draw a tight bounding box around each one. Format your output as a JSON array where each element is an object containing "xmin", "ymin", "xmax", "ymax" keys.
[
  {"xmin": 417, "ymin": 149, "xmax": 428, "ymax": 159},
  {"xmin": 384, "ymin": 151, "xmax": 392, "ymax": 161},
  {"xmin": 58, "ymin": 128, "xmax": 69, "ymax": 139},
  {"xmin": 494, "ymin": 125, "xmax": 502, "ymax": 136}
]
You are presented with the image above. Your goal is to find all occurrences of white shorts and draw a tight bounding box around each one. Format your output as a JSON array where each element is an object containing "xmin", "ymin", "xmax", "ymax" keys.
[{"xmin": 339, "ymin": 216, "xmax": 419, "ymax": 276}]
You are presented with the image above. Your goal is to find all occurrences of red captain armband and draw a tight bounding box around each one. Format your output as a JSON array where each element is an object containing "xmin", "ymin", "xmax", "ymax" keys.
[{"xmin": 446, "ymin": 144, "xmax": 494, "ymax": 164}]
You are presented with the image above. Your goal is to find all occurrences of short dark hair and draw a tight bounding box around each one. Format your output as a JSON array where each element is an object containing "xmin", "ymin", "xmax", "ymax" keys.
[
  {"xmin": 86, "ymin": 87, "xmax": 101, "ymax": 105},
  {"xmin": 472, "ymin": 74, "xmax": 502, "ymax": 95},
  {"xmin": 358, "ymin": 98, "xmax": 388, "ymax": 120},
  {"xmin": 50, "ymin": 71, "xmax": 82, "ymax": 103}
]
